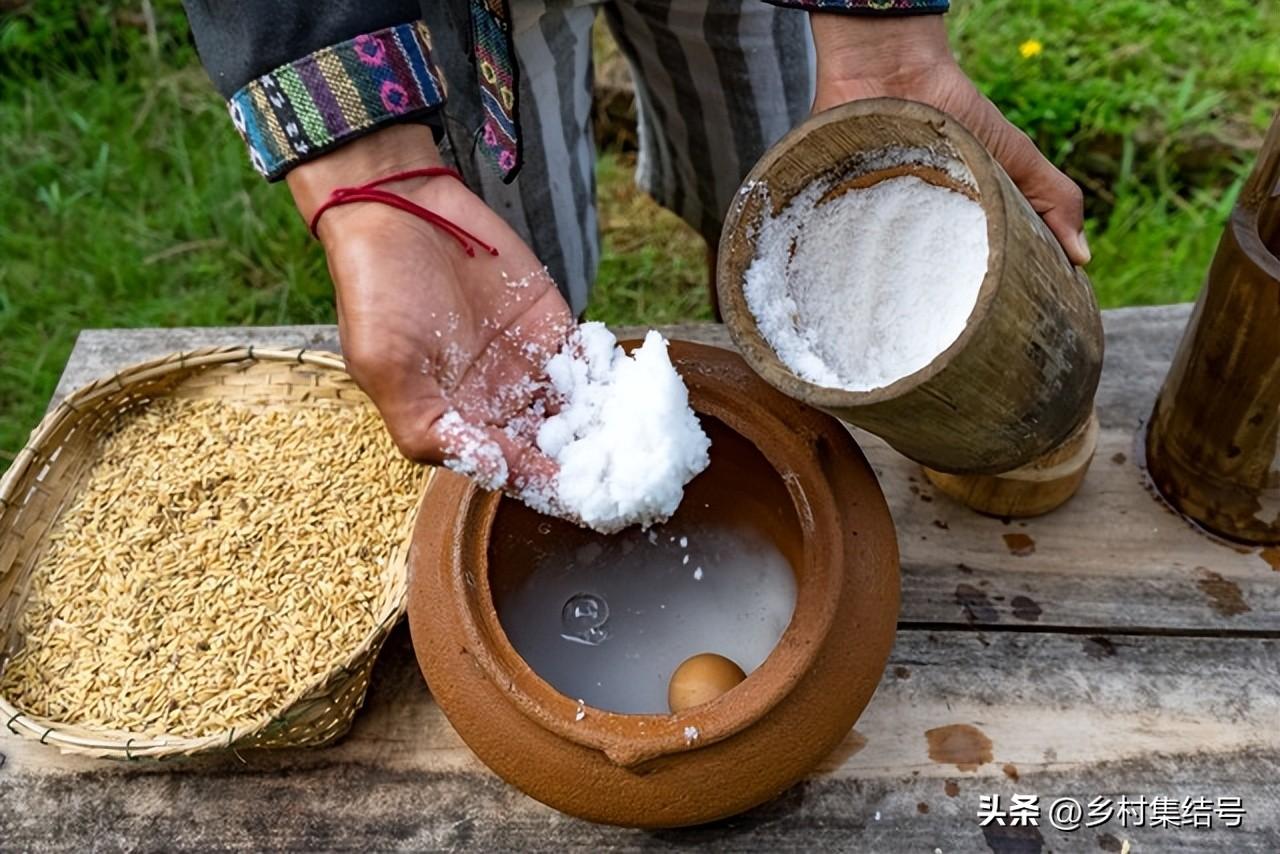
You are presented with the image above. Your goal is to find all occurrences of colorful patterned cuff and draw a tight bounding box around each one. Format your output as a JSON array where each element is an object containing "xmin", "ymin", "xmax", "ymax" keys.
[
  {"xmin": 765, "ymin": 0, "xmax": 949, "ymax": 13},
  {"xmin": 227, "ymin": 21, "xmax": 447, "ymax": 181},
  {"xmin": 472, "ymin": 0, "xmax": 521, "ymax": 183}
]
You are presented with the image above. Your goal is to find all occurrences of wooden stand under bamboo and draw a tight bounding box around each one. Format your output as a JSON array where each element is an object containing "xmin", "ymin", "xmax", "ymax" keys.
[
  {"xmin": 924, "ymin": 410, "xmax": 1099, "ymax": 518},
  {"xmin": 717, "ymin": 98, "xmax": 1103, "ymax": 517},
  {"xmin": 1145, "ymin": 111, "xmax": 1280, "ymax": 545}
]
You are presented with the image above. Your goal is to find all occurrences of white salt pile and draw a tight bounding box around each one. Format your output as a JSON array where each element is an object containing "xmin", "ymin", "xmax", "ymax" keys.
[
  {"xmin": 530, "ymin": 324, "xmax": 710, "ymax": 533},
  {"xmin": 744, "ymin": 173, "xmax": 989, "ymax": 392},
  {"xmin": 443, "ymin": 323, "xmax": 711, "ymax": 534}
]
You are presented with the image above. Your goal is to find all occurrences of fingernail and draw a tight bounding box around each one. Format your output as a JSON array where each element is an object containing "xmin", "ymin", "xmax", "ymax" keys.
[{"xmin": 1076, "ymin": 230, "xmax": 1092, "ymax": 265}]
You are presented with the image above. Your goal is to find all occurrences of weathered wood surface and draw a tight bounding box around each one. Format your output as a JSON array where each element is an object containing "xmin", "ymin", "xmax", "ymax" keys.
[
  {"xmin": 4, "ymin": 626, "xmax": 1279, "ymax": 851},
  {"xmin": 2, "ymin": 304, "xmax": 1277, "ymax": 851}
]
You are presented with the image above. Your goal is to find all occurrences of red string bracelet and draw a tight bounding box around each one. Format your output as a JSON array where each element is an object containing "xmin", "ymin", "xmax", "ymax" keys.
[{"xmin": 307, "ymin": 167, "xmax": 500, "ymax": 258}]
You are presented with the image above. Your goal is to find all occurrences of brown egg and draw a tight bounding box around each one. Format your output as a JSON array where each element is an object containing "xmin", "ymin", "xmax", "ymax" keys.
[{"xmin": 667, "ymin": 653, "xmax": 747, "ymax": 713}]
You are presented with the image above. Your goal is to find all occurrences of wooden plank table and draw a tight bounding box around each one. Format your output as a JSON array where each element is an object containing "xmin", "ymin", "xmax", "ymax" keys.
[{"xmin": 3, "ymin": 304, "xmax": 1278, "ymax": 852}]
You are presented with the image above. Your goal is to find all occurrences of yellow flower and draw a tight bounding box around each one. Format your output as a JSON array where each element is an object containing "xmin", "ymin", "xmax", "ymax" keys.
[{"xmin": 1019, "ymin": 39, "xmax": 1044, "ymax": 59}]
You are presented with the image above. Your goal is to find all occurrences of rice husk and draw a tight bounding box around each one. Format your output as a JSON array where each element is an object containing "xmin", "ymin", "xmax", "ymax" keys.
[{"xmin": 0, "ymin": 397, "xmax": 426, "ymax": 738}]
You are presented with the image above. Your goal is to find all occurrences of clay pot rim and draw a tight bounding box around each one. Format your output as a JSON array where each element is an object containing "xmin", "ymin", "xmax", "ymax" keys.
[
  {"xmin": 442, "ymin": 340, "xmax": 846, "ymax": 769},
  {"xmin": 716, "ymin": 97, "xmax": 1011, "ymax": 409}
]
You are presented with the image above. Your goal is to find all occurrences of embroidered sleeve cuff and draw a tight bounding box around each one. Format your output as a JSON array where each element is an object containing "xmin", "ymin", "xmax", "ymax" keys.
[
  {"xmin": 227, "ymin": 21, "xmax": 447, "ymax": 181},
  {"xmin": 764, "ymin": 0, "xmax": 949, "ymax": 14}
]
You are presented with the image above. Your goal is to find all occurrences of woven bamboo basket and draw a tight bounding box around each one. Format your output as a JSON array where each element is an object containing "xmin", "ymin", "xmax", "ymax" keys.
[{"xmin": 0, "ymin": 346, "xmax": 431, "ymax": 759}]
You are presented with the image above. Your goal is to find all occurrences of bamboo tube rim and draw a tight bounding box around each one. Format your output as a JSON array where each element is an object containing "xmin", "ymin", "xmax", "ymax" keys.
[{"xmin": 716, "ymin": 97, "xmax": 1011, "ymax": 409}]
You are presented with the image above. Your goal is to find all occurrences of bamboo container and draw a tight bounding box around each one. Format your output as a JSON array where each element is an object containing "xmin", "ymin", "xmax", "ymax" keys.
[
  {"xmin": 717, "ymin": 98, "xmax": 1103, "ymax": 517},
  {"xmin": 1145, "ymin": 111, "xmax": 1280, "ymax": 545}
]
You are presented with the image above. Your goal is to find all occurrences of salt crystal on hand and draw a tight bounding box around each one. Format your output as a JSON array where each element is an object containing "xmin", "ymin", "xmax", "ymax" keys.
[{"xmin": 440, "ymin": 323, "xmax": 711, "ymax": 535}]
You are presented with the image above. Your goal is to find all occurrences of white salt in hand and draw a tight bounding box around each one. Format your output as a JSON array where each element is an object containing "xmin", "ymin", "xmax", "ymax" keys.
[
  {"xmin": 526, "ymin": 323, "xmax": 710, "ymax": 533},
  {"xmin": 441, "ymin": 323, "xmax": 711, "ymax": 534},
  {"xmin": 745, "ymin": 173, "xmax": 989, "ymax": 392},
  {"xmin": 437, "ymin": 410, "xmax": 510, "ymax": 491}
]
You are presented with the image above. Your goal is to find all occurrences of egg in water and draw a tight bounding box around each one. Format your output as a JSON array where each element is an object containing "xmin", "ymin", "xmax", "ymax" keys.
[{"xmin": 668, "ymin": 652, "xmax": 747, "ymax": 713}]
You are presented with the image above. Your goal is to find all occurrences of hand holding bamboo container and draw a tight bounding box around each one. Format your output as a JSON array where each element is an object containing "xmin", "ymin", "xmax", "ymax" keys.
[{"xmin": 717, "ymin": 99, "xmax": 1104, "ymax": 518}]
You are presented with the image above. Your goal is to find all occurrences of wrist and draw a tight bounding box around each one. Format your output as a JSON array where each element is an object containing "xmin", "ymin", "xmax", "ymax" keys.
[
  {"xmin": 811, "ymin": 13, "xmax": 955, "ymax": 89},
  {"xmin": 287, "ymin": 123, "xmax": 444, "ymax": 228}
]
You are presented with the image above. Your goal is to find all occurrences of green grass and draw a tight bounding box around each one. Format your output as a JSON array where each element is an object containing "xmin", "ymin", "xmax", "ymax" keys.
[
  {"xmin": 1087, "ymin": 178, "xmax": 1245, "ymax": 306},
  {"xmin": 0, "ymin": 65, "xmax": 333, "ymax": 465},
  {"xmin": 947, "ymin": 0, "xmax": 1276, "ymax": 306},
  {"xmin": 586, "ymin": 154, "xmax": 712, "ymax": 326},
  {"xmin": 954, "ymin": 0, "xmax": 1280, "ymax": 156},
  {"xmin": 1, "ymin": 0, "xmax": 1276, "ymax": 466}
]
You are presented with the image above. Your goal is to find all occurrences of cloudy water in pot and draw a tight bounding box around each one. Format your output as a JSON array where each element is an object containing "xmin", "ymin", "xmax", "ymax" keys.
[{"xmin": 495, "ymin": 515, "xmax": 797, "ymax": 714}]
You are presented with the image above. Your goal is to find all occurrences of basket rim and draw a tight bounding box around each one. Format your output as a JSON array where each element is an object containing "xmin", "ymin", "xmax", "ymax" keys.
[{"xmin": 0, "ymin": 345, "xmax": 429, "ymax": 757}]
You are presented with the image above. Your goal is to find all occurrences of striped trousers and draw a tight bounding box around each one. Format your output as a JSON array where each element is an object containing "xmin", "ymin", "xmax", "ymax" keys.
[{"xmin": 425, "ymin": 0, "xmax": 815, "ymax": 314}]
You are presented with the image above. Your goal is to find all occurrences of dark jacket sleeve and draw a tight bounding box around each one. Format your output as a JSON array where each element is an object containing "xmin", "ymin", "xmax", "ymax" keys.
[
  {"xmin": 764, "ymin": 0, "xmax": 949, "ymax": 13},
  {"xmin": 183, "ymin": 1, "xmax": 449, "ymax": 180}
]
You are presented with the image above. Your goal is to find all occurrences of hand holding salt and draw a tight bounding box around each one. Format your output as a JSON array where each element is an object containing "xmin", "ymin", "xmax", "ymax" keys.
[{"xmin": 440, "ymin": 323, "xmax": 711, "ymax": 534}]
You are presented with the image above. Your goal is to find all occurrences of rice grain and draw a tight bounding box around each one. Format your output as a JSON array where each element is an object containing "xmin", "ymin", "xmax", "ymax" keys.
[{"xmin": 0, "ymin": 397, "xmax": 426, "ymax": 738}]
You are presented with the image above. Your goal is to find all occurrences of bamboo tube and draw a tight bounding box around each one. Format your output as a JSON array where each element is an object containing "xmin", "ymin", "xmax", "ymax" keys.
[
  {"xmin": 1145, "ymin": 111, "xmax": 1280, "ymax": 545},
  {"xmin": 718, "ymin": 99, "xmax": 1103, "ymax": 516}
]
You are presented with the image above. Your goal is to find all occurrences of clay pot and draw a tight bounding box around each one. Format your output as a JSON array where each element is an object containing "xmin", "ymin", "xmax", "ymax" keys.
[
  {"xmin": 408, "ymin": 341, "xmax": 899, "ymax": 827},
  {"xmin": 717, "ymin": 98, "xmax": 1103, "ymax": 512}
]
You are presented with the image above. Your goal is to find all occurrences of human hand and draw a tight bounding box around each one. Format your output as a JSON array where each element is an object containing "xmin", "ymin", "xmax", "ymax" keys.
[
  {"xmin": 288, "ymin": 124, "xmax": 574, "ymax": 492},
  {"xmin": 810, "ymin": 14, "xmax": 1090, "ymax": 265}
]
